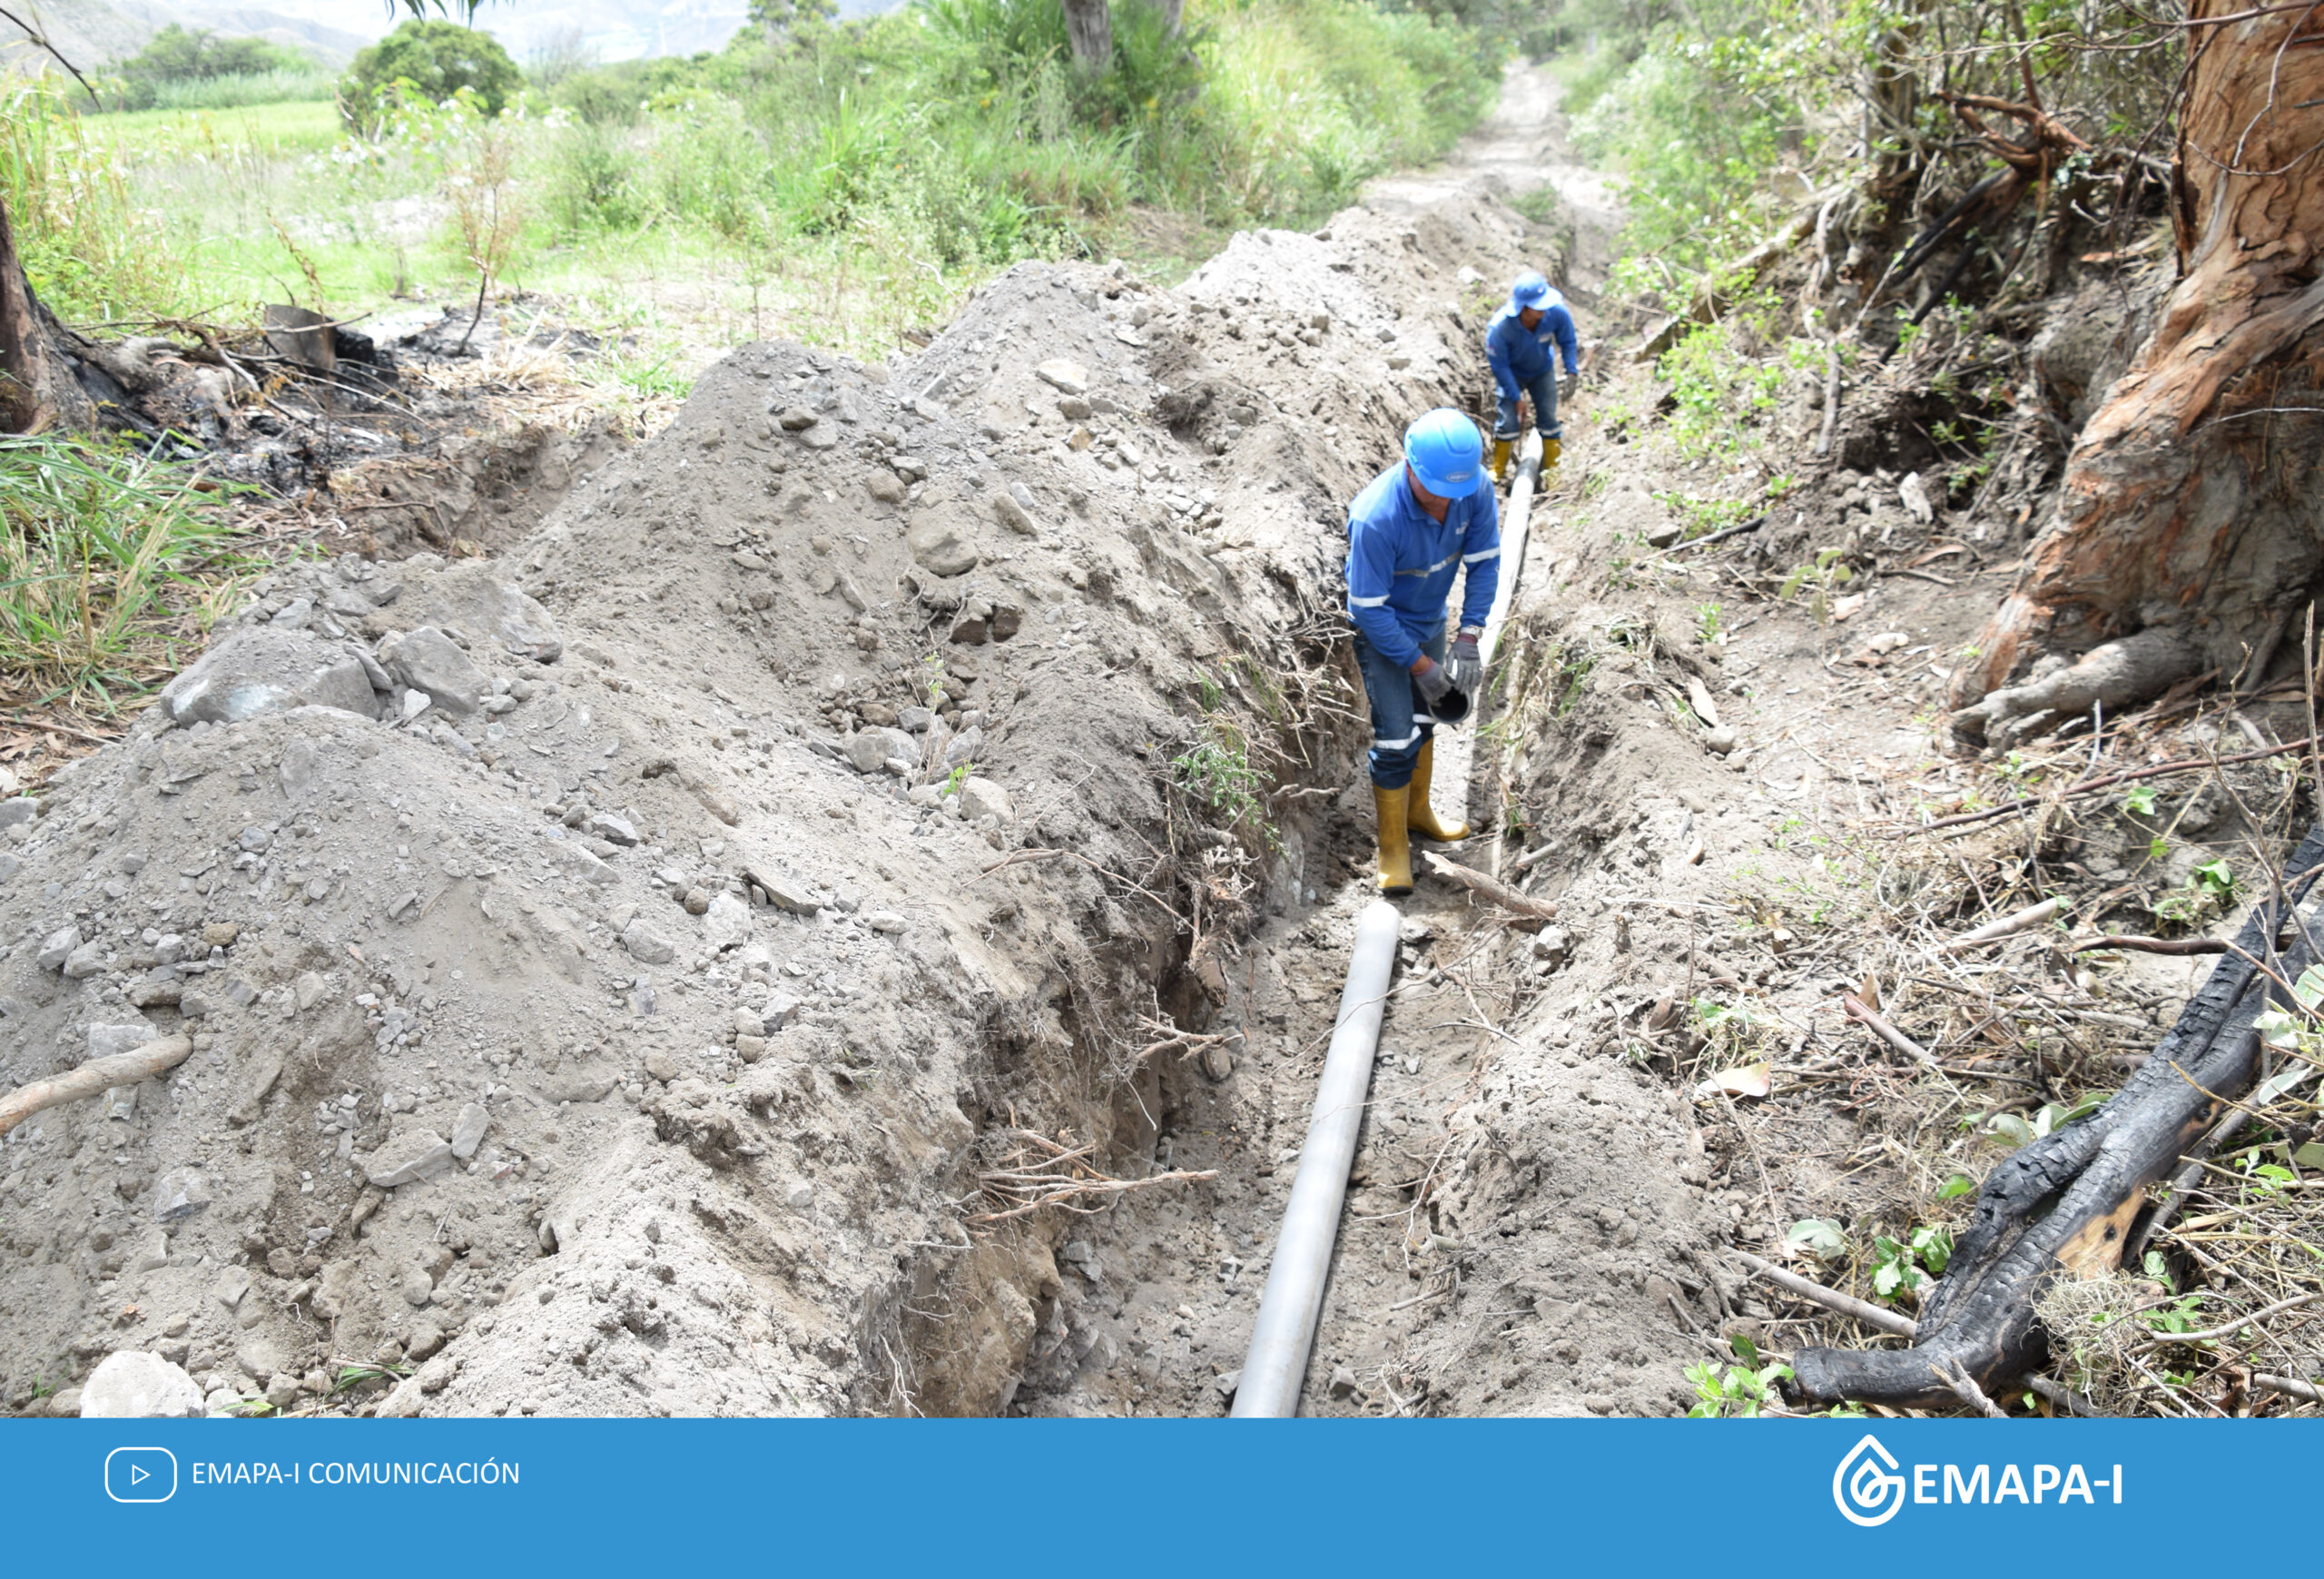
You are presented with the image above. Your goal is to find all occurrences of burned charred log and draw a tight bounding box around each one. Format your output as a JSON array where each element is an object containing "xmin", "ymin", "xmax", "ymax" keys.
[{"xmin": 1789, "ymin": 824, "xmax": 2324, "ymax": 1410}]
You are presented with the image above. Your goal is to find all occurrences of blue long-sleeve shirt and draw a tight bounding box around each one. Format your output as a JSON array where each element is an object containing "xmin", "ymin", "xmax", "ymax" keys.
[
  {"xmin": 1485, "ymin": 295, "xmax": 1580, "ymax": 400},
  {"xmin": 1345, "ymin": 462, "xmax": 1501, "ymax": 669}
]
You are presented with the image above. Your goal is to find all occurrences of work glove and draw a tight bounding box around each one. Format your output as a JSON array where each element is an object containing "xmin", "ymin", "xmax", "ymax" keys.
[
  {"xmin": 1447, "ymin": 631, "xmax": 1483, "ymax": 694},
  {"xmin": 1413, "ymin": 659, "xmax": 1452, "ymax": 707}
]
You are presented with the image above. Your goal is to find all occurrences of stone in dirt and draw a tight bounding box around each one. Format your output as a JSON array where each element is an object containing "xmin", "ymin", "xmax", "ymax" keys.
[
  {"xmin": 958, "ymin": 777, "xmax": 1013, "ymax": 823},
  {"xmin": 401, "ymin": 565, "xmax": 564, "ymax": 663},
  {"xmin": 79, "ymin": 1351, "xmax": 205, "ymax": 1418},
  {"xmin": 36, "ymin": 924, "xmax": 81, "ymax": 971},
  {"xmin": 1035, "ymin": 360, "xmax": 1089, "ymax": 396},
  {"xmin": 379, "ymin": 626, "xmax": 484, "ymax": 715},
  {"xmin": 152, "ymin": 1168, "xmax": 210, "ymax": 1223},
  {"xmin": 704, "ymin": 892, "xmax": 752, "ymax": 952},
  {"xmin": 159, "ymin": 627, "xmax": 383, "ymax": 725},
  {"xmin": 907, "ymin": 512, "xmax": 979, "ymax": 577},
  {"xmin": 366, "ymin": 1130, "xmax": 453, "ymax": 1188},
  {"xmin": 622, "ymin": 922, "xmax": 676, "ymax": 965},
  {"xmin": 450, "ymin": 1102, "xmax": 490, "ymax": 1160}
]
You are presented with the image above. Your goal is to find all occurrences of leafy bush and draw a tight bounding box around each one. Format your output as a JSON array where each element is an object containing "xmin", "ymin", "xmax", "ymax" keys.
[{"xmin": 340, "ymin": 20, "xmax": 523, "ymax": 127}]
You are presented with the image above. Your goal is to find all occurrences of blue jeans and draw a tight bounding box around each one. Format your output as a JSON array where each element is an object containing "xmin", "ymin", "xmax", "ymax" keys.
[
  {"xmin": 1354, "ymin": 617, "xmax": 1447, "ymax": 789},
  {"xmin": 1494, "ymin": 369, "xmax": 1561, "ymax": 442}
]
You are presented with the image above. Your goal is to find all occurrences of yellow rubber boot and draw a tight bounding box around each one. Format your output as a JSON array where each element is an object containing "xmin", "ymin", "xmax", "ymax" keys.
[
  {"xmin": 1405, "ymin": 737, "xmax": 1470, "ymax": 843},
  {"xmin": 1491, "ymin": 437, "xmax": 1514, "ymax": 484},
  {"xmin": 1373, "ymin": 785, "xmax": 1413, "ymax": 896},
  {"xmin": 1543, "ymin": 437, "xmax": 1562, "ymax": 469}
]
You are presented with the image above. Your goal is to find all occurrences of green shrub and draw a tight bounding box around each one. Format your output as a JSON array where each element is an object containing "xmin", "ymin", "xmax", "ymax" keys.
[{"xmin": 340, "ymin": 20, "xmax": 523, "ymax": 127}]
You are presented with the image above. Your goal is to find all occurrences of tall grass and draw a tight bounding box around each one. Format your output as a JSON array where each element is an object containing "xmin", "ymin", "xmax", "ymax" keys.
[
  {"xmin": 6, "ymin": 0, "xmax": 1498, "ymax": 360},
  {"xmin": 0, "ymin": 82, "xmax": 193, "ymax": 322},
  {"xmin": 0, "ymin": 440, "xmax": 248, "ymax": 711}
]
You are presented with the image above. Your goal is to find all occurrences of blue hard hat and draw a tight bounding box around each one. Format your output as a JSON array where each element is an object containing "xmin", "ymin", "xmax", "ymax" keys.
[
  {"xmin": 1403, "ymin": 409, "xmax": 1484, "ymax": 499},
  {"xmin": 1511, "ymin": 271, "xmax": 1551, "ymax": 310}
]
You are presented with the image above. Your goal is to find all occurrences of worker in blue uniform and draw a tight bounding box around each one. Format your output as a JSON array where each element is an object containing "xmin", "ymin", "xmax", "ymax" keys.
[
  {"xmin": 1484, "ymin": 270, "xmax": 1580, "ymax": 483},
  {"xmin": 1344, "ymin": 409, "xmax": 1500, "ymax": 896}
]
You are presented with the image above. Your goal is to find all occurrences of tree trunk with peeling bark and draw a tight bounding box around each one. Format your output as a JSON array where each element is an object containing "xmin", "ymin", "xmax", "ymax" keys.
[
  {"xmin": 1950, "ymin": 3, "xmax": 2324, "ymax": 745},
  {"xmin": 1061, "ymin": 0, "xmax": 1112, "ymax": 72}
]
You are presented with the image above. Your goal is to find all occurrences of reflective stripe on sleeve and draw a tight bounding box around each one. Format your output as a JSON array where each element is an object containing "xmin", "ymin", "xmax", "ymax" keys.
[
  {"xmin": 1462, "ymin": 547, "xmax": 1501, "ymax": 564},
  {"xmin": 1350, "ymin": 594, "xmax": 1390, "ymax": 607}
]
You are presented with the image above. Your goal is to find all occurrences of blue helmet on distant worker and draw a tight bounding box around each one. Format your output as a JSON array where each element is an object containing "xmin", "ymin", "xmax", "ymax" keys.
[
  {"xmin": 1403, "ymin": 409, "xmax": 1484, "ymax": 499},
  {"xmin": 1511, "ymin": 271, "xmax": 1554, "ymax": 311}
]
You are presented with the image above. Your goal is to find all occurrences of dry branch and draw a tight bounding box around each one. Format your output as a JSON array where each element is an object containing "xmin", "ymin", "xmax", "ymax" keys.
[
  {"xmin": 1943, "ymin": 896, "xmax": 2063, "ymax": 950},
  {"xmin": 1842, "ymin": 993, "xmax": 1942, "ymax": 1071},
  {"xmin": 2071, "ymin": 933, "xmax": 2230, "ymax": 956},
  {"xmin": 1421, "ymin": 852, "xmax": 1560, "ymax": 922},
  {"xmin": 1734, "ymin": 1250, "xmax": 1919, "ymax": 1337},
  {"xmin": 0, "ymin": 1035, "xmax": 192, "ymax": 1135},
  {"xmin": 1915, "ymin": 735, "xmax": 2317, "ymax": 832}
]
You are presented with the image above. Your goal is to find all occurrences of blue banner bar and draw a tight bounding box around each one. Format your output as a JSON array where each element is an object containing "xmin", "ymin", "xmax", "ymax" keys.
[{"xmin": 6, "ymin": 1417, "xmax": 2309, "ymax": 1574}]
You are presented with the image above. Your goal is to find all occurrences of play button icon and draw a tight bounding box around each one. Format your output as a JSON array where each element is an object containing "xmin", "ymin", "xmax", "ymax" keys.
[{"xmin": 104, "ymin": 1447, "xmax": 177, "ymax": 1504}]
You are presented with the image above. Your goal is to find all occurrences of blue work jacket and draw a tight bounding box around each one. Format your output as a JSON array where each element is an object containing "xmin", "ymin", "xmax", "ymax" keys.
[
  {"xmin": 1486, "ymin": 295, "xmax": 1580, "ymax": 400},
  {"xmin": 1344, "ymin": 462, "xmax": 1501, "ymax": 669}
]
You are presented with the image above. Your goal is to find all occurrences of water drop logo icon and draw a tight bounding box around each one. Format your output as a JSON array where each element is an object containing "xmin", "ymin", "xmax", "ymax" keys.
[{"xmin": 1833, "ymin": 1434, "xmax": 1906, "ymax": 1526}]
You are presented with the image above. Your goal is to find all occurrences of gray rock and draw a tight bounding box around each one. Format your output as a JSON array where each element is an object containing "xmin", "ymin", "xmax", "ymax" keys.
[
  {"xmin": 35, "ymin": 924, "xmax": 80, "ymax": 971},
  {"xmin": 866, "ymin": 911, "xmax": 907, "ymax": 934},
  {"xmin": 907, "ymin": 512, "xmax": 979, "ymax": 577},
  {"xmin": 704, "ymin": 892, "xmax": 751, "ymax": 952},
  {"xmin": 776, "ymin": 405, "xmax": 817, "ymax": 431},
  {"xmin": 898, "ymin": 706, "xmax": 935, "ymax": 734},
  {"xmin": 1329, "ymin": 1365, "xmax": 1359, "ymax": 1399},
  {"xmin": 450, "ymin": 1102, "xmax": 489, "ymax": 1160},
  {"xmin": 379, "ymin": 626, "xmax": 483, "ymax": 715},
  {"xmin": 0, "ymin": 852, "xmax": 19, "ymax": 883},
  {"xmin": 586, "ymin": 812, "xmax": 640, "ymax": 846},
  {"xmin": 130, "ymin": 1229, "xmax": 169, "ymax": 1272},
  {"xmin": 942, "ymin": 725, "xmax": 983, "ymax": 769},
  {"xmin": 270, "ymin": 597, "xmax": 313, "ymax": 628},
  {"xmin": 294, "ymin": 971, "xmax": 329, "ymax": 1011},
  {"xmin": 87, "ymin": 1021, "xmax": 162, "ymax": 1060},
  {"xmin": 418, "ymin": 1355, "xmax": 458, "ymax": 1394},
  {"xmin": 399, "ymin": 566, "xmax": 564, "ymax": 664},
  {"xmin": 1703, "ymin": 725, "xmax": 1738, "ymax": 755},
  {"xmin": 160, "ymin": 627, "xmax": 383, "ymax": 725},
  {"xmin": 62, "ymin": 942, "xmax": 104, "ymax": 979},
  {"xmin": 958, "ymin": 776, "xmax": 1013, "ymax": 823},
  {"xmin": 991, "ymin": 491, "xmax": 1037, "ymax": 535},
  {"xmin": 744, "ymin": 866, "xmax": 822, "ymax": 916},
  {"xmin": 552, "ymin": 841, "xmax": 616, "ymax": 885},
  {"xmin": 265, "ymin": 1373, "xmax": 301, "ymax": 1410},
  {"xmin": 844, "ymin": 731, "xmax": 893, "ymax": 775},
  {"xmin": 239, "ymin": 824, "xmax": 272, "ymax": 852},
  {"xmin": 152, "ymin": 1168, "xmax": 211, "ymax": 1223},
  {"xmin": 406, "ymin": 1322, "xmax": 448, "ymax": 1362},
  {"xmin": 212, "ymin": 1266, "xmax": 250, "ymax": 1310},
  {"xmin": 1035, "ymin": 360, "xmax": 1089, "ymax": 396},
  {"xmin": 0, "ymin": 795, "xmax": 37, "ymax": 831},
  {"xmin": 79, "ymin": 1352, "xmax": 205, "ymax": 1419},
  {"xmin": 1643, "ymin": 519, "xmax": 1684, "ymax": 549},
  {"xmin": 400, "ymin": 1265, "xmax": 434, "ymax": 1308},
  {"xmin": 760, "ymin": 992, "xmax": 803, "ymax": 1030},
  {"xmin": 622, "ymin": 922, "xmax": 676, "ymax": 965},
  {"xmin": 365, "ymin": 1130, "xmax": 453, "ymax": 1188}
]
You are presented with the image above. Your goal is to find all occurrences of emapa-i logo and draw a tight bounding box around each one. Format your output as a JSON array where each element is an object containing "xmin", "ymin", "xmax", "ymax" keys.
[{"xmin": 1833, "ymin": 1434, "xmax": 2124, "ymax": 1526}]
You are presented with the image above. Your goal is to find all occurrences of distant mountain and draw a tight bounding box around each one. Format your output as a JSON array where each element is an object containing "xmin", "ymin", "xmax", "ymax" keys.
[
  {"xmin": 4, "ymin": 0, "xmax": 911, "ymax": 81},
  {"xmin": 1, "ymin": 0, "xmax": 371, "ymax": 72}
]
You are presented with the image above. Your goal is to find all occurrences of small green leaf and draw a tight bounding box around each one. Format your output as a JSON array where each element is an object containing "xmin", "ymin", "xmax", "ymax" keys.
[
  {"xmin": 1729, "ymin": 1332, "xmax": 1759, "ymax": 1365},
  {"xmin": 2257, "ymin": 1006, "xmax": 2300, "ymax": 1051},
  {"xmin": 1935, "ymin": 1172, "xmax": 1976, "ymax": 1200},
  {"xmin": 2123, "ymin": 785, "xmax": 2157, "ymax": 816},
  {"xmin": 1785, "ymin": 1218, "xmax": 1848, "ymax": 1267}
]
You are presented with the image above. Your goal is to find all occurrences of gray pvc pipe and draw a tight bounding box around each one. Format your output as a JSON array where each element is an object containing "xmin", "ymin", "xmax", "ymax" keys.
[{"xmin": 1231, "ymin": 898, "xmax": 1402, "ymax": 1417}]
